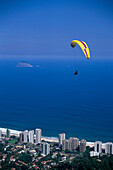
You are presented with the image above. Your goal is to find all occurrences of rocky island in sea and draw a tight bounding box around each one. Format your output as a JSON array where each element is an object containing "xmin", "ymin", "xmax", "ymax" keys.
[{"xmin": 16, "ymin": 61, "xmax": 33, "ymax": 67}]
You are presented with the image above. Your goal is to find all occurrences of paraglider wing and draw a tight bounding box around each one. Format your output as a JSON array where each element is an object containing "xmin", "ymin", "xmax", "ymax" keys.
[{"xmin": 71, "ymin": 40, "xmax": 90, "ymax": 59}]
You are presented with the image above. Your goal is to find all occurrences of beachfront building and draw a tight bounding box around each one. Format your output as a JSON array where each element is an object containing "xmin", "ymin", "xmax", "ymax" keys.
[
  {"xmin": 80, "ymin": 139, "xmax": 86, "ymax": 153},
  {"xmin": 105, "ymin": 142, "xmax": 113, "ymax": 155},
  {"xmin": 62, "ymin": 139, "xmax": 71, "ymax": 151},
  {"xmin": 69, "ymin": 137, "xmax": 79, "ymax": 150},
  {"xmin": 94, "ymin": 141, "xmax": 102, "ymax": 153},
  {"xmin": 41, "ymin": 142, "xmax": 50, "ymax": 155},
  {"xmin": 24, "ymin": 130, "xmax": 28, "ymax": 143},
  {"xmin": 29, "ymin": 130, "xmax": 34, "ymax": 144},
  {"xmin": 59, "ymin": 133, "xmax": 65, "ymax": 148},
  {"xmin": 19, "ymin": 132, "xmax": 24, "ymax": 142},
  {"xmin": 62, "ymin": 138, "xmax": 79, "ymax": 151},
  {"xmin": 0, "ymin": 130, "xmax": 2, "ymax": 139},
  {"xmin": 35, "ymin": 129, "xmax": 41, "ymax": 144},
  {"xmin": 6, "ymin": 129, "xmax": 10, "ymax": 138}
]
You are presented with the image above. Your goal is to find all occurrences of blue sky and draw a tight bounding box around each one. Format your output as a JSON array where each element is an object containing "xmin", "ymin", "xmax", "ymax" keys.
[{"xmin": 0, "ymin": 0, "xmax": 113, "ymax": 59}]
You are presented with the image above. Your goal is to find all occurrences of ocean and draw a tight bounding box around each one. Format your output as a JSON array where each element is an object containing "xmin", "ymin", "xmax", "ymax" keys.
[{"xmin": 0, "ymin": 57, "xmax": 113, "ymax": 142}]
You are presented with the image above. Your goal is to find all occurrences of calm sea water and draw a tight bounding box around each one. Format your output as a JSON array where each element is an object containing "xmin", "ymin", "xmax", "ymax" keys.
[{"xmin": 0, "ymin": 58, "xmax": 113, "ymax": 142}]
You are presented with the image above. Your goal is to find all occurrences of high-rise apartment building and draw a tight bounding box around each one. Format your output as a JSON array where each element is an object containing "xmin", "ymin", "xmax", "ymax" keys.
[
  {"xmin": 59, "ymin": 133, "xmax": 65, "ymax": 147},
  {"xmin": 94, "ymin": 141, "xmax": 102, "ymax": 153},
  {"xmin": 105, "ymin": 142, "xmax": 113, "ymax": 155},
  {"xmin": 6, "ymin": 129, "xmax": 10, "ymax": 138},
  {"xmin": 69, "ymin": 137, "xmax": 79, "ymax": 150},
  {"xmin": 80, "ymin": 139, "xmax": 86, "ymax": 153},
  {"xmin": 24, "ymin": 130, "xmax": 28, "ymax": 143},
  {"xmin": 29, "ymin": 130, "xmax": 34, "ymax": 144},
  {"xmin": 19, "ymin": 132, "xmax": 24, "ymax": 142},
  {"xmin": 41, "ymin": 142, "xmax": 50, "ymax": 155},
  {"xmin": 62, "ymin": 139, "xmax": 72, "ymax": 151},
  {"xmin": 36, "ymin": 129, "xmax": 41, "ymax": 144}
]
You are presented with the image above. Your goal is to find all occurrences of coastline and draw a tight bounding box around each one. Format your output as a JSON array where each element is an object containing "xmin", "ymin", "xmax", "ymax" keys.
[
  {"xmin": 0, "ymin": 127, "xmax": 105, "ymax": 148},
  {"xmin": 0, "ymin": 127, "xmax": 22, "ymax": 136}
]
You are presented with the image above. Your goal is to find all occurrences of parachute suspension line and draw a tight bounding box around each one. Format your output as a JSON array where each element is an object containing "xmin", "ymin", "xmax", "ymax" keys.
[{"xmin": 72, "ymin": 46, "xmax": 79, "ymax": 73}]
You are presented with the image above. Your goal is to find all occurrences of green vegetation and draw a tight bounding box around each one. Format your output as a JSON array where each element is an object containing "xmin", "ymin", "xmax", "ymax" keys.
[
  {"xmin": 9, "ymin": 137, "xmax": 18, "ymax": 144},
  {"xmin": 1, "ymin": 162, "xmax": 19, "ymax": 170},
  {"xmin": 65, "ymin": 149, "xmax": 78, "ymax": 154},
  {"xmin": 51, "ymin": 155, "xmax": 113, "ymax": 170},
  {"xmin": 18, "ymin": 152, "xmax": 32, "ymax": 164},
  {"xmin": 0, "ymin": 143, "xmax": 4, "ymax": 152}
]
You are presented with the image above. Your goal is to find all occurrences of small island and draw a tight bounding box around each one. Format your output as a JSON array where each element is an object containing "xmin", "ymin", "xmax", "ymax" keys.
[{"xmin": 16, "ymin": 61, "xmax": 33, "ymax": 67}]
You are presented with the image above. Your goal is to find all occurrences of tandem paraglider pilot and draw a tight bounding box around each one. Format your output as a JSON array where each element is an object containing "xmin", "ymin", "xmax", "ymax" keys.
[{"xmin": 74, "ymin": 70, "xmax": 78, "ymax": 75}]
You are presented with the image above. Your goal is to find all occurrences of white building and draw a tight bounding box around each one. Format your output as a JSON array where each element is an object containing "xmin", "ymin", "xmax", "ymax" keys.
[
  {"xmin": 41, "ymin": 142, "xmax": 50, "ymax": 155},
  {"xmin": 35, "ymin": 129, "xmax": 41, "ymax": 144},
  {"xmin": 90, "ymin": 151, "xmax": 99, "ymax": 157},
  {"xmin": 24, "ymin": 130, "xmax": 28, "ymax": 143},
  {"xmin": 105, "ymin": 142, "xmax": 113, "ymax": 155},
  {"xmin": 59, "ymin": 133, "xmax": 65, "ymax": 147},
  {"xmin": 29, "ymin": 130, "xmax": 34, "ymax": 144},
  {"xmin": 94, "ymin": 141, "xmax": 102, "ymax": 153}
]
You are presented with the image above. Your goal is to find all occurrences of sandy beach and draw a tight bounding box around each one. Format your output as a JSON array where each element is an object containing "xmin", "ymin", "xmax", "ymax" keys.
[{"xmin": 0, "ymin": 127, "xmax": 22, "ymax": 136}]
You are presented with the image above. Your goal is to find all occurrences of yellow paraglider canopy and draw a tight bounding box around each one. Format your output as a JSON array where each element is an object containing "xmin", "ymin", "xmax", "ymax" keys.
[{"xmin": 71, "ymin": 40, "xmax": 90, "ymax": 59}]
